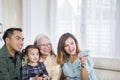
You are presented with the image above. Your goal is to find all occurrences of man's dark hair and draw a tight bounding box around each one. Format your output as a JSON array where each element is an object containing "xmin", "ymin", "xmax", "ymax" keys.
[{"xmin": 3, "ymin": 27, "xmax": 22, "ymax": 43}]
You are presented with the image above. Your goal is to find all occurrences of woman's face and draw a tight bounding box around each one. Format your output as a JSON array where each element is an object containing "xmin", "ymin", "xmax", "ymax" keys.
[
  {"xmin": 64, "ymin": 37, "xmax": 76, "ymax": 56},
  {"xmin": 38, "ymin": 37, "xmax": 52, "ymax": 56}
]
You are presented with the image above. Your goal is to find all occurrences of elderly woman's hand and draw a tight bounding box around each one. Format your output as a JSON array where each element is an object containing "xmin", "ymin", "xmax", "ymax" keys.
[
  {"xmin": 42, "ymin": 74, "xmax": 48, "ymax": 80},
  {"xmin": 32, "ymin": 75, "xmax": 43, "ymax": 80}
]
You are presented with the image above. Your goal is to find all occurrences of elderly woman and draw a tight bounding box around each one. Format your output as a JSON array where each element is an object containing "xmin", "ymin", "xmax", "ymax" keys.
[{"xmin": 34, "ymin": 34, "xmax": 61, "ymax": 80}]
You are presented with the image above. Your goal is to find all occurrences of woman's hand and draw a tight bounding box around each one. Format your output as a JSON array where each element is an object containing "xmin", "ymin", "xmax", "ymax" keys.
[
  {"xmin": 80, "ymin": 56, "xmax": 88, "ymax": 80},
  {"xmin": 80, "ymin": 56, "xmax": 87, "ymax": 68}
]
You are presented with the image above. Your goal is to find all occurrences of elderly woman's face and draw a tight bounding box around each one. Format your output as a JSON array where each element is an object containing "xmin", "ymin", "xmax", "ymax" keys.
[{"xmin": 38, "ymin": 37, "xmax": 52, "ymax": 56}]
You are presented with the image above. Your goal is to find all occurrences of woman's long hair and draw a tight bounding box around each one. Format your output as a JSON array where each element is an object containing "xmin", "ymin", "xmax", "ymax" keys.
[{"xmin": 57, "ymin": 33, "xmax": 81, "ymax": 65}]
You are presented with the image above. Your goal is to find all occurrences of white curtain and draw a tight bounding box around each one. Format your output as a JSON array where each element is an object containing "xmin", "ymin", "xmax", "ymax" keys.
[
  {"xmin": 115, "ymin": 0, "xmax": 120, "ymax": 57},
  {"xmin": 0, "ymin": 0, "xmax": 22, "ymax": 48},
  {"xmin": 0, "ymin": 0, "xmax": 1, "ymax": 22},
  {"xmin": 2, "ymin": 0, "xmax": 22, "ymax": 30},
  {"xmin": 0, "ymin": 0, "xmax": 3, "ymax": 48},
  {"xmin": 49, "ymin": 0, "xmax": 120, "ymax": 58},
  {"xmin": 83, "ymin": 0, "xmax": 117, "ymax": 57}
]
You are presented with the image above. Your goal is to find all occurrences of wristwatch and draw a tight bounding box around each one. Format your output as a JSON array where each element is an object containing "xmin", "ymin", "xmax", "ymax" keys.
[{"xmin": 81, "ymin": 63, "xmax": 86, "ymax": 68}]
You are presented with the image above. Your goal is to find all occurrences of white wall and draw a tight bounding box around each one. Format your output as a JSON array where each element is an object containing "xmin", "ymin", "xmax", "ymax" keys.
[{"xmin": 23, "ymin": 0, "xmax": 49, "ymax": 48}]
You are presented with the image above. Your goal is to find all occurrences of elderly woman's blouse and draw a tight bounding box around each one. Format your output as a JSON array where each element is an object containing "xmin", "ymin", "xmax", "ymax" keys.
[{"xmin": 40, "ymin": 54, "xmax": 61, "ymax": 80}]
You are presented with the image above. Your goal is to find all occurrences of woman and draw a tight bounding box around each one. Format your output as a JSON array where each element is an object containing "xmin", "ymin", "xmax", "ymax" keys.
[
  {"xmin": 34, "ymin": 34, "xmax": 61, "ymax": 80},
  {"xmin": 57, "ymin": 33, "xmax": 97, "ymax": 80}
]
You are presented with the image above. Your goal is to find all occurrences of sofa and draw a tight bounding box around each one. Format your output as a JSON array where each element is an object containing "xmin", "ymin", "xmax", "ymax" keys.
[{"xmin": 93, "ymin": 57, "xmax": 120, "ymax": 80}]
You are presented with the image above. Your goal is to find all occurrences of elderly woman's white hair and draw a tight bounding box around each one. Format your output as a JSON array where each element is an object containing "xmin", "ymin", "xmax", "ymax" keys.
[
  {"xmin": 34, "ymin": 34, "xmax": 56, "ymax": 56},
  {"xmin": 34, "ymin": 34, "xmax": 51, "ymax": 45}
]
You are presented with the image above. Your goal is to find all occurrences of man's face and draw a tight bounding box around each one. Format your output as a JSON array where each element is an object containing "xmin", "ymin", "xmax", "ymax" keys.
[{"xmin": 6, "ymin": 30, "xmax": 24, "ymax": 52}]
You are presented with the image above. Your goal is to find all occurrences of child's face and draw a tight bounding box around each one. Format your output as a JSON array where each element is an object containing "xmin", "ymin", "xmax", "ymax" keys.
[{"xmin": 27, "ymin": 48, "xmax": 39, "ymax": 63}]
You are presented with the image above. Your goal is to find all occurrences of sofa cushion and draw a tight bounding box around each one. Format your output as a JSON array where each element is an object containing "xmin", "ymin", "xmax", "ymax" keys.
[
  {"xmin": 93, "ymin": 57, "xmax": 120, "ymax": 71},
  {"xmin": 94, "ymin": 69, "xmax": 120, "ymax": 80},
  {"xmin": 93, "ymin": 57, "xmax": 120, "ymax": 80}
]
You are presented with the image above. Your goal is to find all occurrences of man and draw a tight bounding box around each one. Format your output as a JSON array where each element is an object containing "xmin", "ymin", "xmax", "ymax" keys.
[{"xmin": 0, "ymin": 28, "xmax": 24, "ymax": 80}]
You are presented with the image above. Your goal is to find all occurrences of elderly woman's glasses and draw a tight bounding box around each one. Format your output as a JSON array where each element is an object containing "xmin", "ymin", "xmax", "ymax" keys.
[{"xmin": 39, "ymin": 43, "xmax": 51, "ymax": 48}]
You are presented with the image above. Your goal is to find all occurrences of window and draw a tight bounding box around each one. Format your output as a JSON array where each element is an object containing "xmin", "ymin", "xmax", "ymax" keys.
[
  {"xmin": 84, "ymin": 0, "xmax": 117, "ymax": 57},
  {"xmin": 51, "ymin": 0, "xmax": 120, "ymax": 58},
  {"xmin": 54, "ymin": 0, "xmax": 82, "ymax": 48}
]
